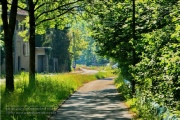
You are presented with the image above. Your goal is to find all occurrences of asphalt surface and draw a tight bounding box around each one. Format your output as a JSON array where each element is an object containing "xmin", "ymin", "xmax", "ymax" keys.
[{"xmin": 49, "ymin": 77, "xmax": 133, "ymax": 120}]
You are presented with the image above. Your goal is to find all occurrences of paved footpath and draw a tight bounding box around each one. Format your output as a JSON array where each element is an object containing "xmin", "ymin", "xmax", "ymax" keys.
[{"xmin": 49, "ymin": 77, "xmax": 133, "ymax": 120}]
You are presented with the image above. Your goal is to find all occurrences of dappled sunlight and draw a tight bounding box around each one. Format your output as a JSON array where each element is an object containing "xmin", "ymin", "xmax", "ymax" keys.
[{"xmin": 50, "ymin": 79, "xmax": 133, "ymax": 120}]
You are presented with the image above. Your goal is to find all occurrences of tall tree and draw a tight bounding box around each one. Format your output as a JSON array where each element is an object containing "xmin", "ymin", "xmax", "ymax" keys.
[
  {"xmin": 43, "ymin": 27, "xmax": 71, "ymax": 72},
  {"xmin": 67, "ymin": 20, "xmax": 88, "ymax": 66},
  {"xmin": 1, "ymin": 0, "xmax": 18, "ymax": 91},
  {"xmin": 27, "ymin": 0, "xmax": 36, "ymax": 87},
  {"xmin": 25, "ymin": 0, "xmax": 83, "ymax": 86},
  {"xmin": 132, "ymin": 0, "xmax": 136, "ymax": 94},
  {"xmin": 84, "ymin": 0, "xmax": 179, "ymax": 95},
  {"xmin": 16, "ymin": 0, "xmax": 86, "ymax": 86}
]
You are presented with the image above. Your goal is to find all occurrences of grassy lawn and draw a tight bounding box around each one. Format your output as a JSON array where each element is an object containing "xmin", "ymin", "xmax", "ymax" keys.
[{"xmin": 0, "ymin": 67, "xmax": 114, "ymax": 120}]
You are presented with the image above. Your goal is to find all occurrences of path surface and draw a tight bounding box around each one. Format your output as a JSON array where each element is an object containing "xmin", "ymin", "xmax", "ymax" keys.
[
  {"xmin": 80, "ymin": 68, "xmax": 99, "ymax": 74},
  {"xmin": 49, "ymin": 77, "xmax": 133, "ymax": 120},
  {"xmin": 71, "ymin": 68, "xmax": 99, "ymax": 75}
]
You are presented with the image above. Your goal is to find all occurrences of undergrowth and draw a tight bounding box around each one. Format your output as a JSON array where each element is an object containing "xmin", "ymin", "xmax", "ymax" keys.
[{"xmin": 114, "ymin": 71, "xmax": 180, "ymax": 120}]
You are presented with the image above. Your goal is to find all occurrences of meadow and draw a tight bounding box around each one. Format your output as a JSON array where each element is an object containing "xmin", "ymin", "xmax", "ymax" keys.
[{"xmin": 0, "ymin": 67, "xmax": 114, "ymax": 120}]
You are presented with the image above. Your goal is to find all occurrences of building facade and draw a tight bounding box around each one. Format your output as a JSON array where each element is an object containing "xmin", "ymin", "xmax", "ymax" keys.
[{"xmin": 1, "ymin": 10, "xmax": 50, "ymax": 74}]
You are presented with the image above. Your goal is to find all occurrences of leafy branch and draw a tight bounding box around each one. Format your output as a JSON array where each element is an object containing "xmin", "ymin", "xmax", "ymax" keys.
[
  {"xmin": 35, "ymin": 0, "xmax": 83, "ymax": 19},
  {"xmin": 36, "ymin": 6, "xmax": 77, "ymax": 26}
]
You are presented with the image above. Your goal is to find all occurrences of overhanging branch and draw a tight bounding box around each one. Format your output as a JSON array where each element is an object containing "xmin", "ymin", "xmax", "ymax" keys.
[
  {"xmin": 7, "ymin": 1, "xmax": 28, "ymax": 11},
  {"xmin": 34, "ymin": 1, "xmax": 59, "ymax": 11},
  {"xmin": 35, "ymin": 0, "xmax": 83, "ymax": 20},
  {"xmin": 34, "ymin": 0, "xmax": 39, "ymax": 6},
  {"xmin": 35, "ymin": 6, "xmax": 76, "ymax": 26}
]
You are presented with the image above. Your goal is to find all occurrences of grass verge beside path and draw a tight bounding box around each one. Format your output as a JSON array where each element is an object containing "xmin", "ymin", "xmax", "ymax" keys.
[
  {"xmin": 114, "ymin": 72, "xmax": 137, "ymax": 119},
  {"xmin": 0, "ymin": 69, "xmax": 115, "ymax": 120}
]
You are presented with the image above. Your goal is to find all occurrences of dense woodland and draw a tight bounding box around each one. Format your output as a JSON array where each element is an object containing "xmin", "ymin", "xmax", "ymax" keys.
[{"xmin": 0, "ymin": 0, "xmax": 180, "ymax": 119}]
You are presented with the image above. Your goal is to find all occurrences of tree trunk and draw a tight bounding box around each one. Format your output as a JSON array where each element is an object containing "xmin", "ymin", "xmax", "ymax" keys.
[
  {"xmin": 28, "ymin": 0, "xmax": 36, "ymax": 87},
  {"xmin": 173, "ymin": 75, "xmax": 180, "ymax": 100},
  {"xmin": 1, "ymin": 0, "xmax": 18, "ymax": 92},
  {"xmin": 4, "ymin": 34, "xmax": 14, "ymax": 92},
  {"xmin": 132, "ymin": 0, "xmax": 136, "ymax": 95}
]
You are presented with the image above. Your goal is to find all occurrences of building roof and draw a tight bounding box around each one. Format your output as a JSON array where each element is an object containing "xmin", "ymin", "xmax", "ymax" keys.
[
  {"xmin": 5, "ymin": 10, "xmax": 28, "ymax": 16},
  {"xmin": 17, "ymin": 10, "xmax": 28, "ymax": 16}
]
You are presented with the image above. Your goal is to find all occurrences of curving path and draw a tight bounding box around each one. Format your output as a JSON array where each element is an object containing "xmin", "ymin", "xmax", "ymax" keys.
[{"xmin": 49, "ymin": 77, "xmax": 133, "ymax": 120}]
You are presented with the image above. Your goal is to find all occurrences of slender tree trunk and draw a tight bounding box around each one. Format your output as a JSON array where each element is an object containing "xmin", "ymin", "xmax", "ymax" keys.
[
  {"xmin": 1, "ymin": 0, "xmax": 18, "ymax": 92},
  {"xmin": 132, "ymin": 0, "xmax": 136, "ymax": 95},
  {"xmin": 28, "ymin": 0, "xmax": 36, "ymax": 87},
  {"xmin": 173, "ymin": 74, "xmax": 180, "ymax": 100}
]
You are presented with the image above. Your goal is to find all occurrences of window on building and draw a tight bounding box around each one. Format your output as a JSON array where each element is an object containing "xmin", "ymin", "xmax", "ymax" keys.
[
  {"xmin": 23, "ymin": 42, "xmax": 29, "ymax": 56},
  {"xmin": 18, "ymin": 21, "xmax": 21, "ymax": 31}
]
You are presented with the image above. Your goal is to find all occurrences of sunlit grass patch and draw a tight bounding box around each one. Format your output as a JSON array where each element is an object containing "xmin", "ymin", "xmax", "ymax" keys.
[
  {"xmin": 1, "ymin": 69, "xmax": 115, "ymax": 120},
  {"xmin": 125, "ymin": 98, "xmax": 138, "ymax": 117}
]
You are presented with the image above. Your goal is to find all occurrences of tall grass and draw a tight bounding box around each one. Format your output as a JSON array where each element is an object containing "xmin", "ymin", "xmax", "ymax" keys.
[{"xmin": 0, "ymin": 69, "xmax": 115, "ymax": 120}]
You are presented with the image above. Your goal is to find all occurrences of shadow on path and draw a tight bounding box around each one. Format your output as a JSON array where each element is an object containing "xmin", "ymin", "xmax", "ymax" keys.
[{"xmin": 50, "ymin": 78, "xmax": 133, "ymax": 120}]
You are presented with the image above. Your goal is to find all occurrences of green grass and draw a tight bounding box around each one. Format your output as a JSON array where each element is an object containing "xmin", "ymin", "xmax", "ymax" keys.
[
  {"xmin": 0, "ymin": 69, "xmax": 115, "ymax": 120},
  {"xmin": 0, "ymin": 74, "xmax": 5, "ymax": 79}
]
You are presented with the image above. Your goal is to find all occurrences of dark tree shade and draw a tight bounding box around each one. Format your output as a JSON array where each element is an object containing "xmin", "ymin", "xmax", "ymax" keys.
[
  {"xmin": 1, "ymin": 0, "xmax": 18, "ymax": 91},
  {"xmin": 52, "ymin": 28, "xmax": 71, "ymax": 72}
]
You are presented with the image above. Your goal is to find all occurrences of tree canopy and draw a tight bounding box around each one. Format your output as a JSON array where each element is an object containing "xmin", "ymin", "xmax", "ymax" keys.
[{"xmin": 84, "ymin": 0, "xmax": 180, "ymax": 114}]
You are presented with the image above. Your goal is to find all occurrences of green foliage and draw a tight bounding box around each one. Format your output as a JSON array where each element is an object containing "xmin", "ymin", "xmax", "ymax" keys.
[
  {"xmin": 132, "ymin": 1, "xmax": 179, "ymax": 118},
  {"xmin": 132, "ymin": 0, "xmax": 180, "ymax": 107},
  {"xmin": 88, "ymin": 0, "xmax": 136, "ymax": 79},
  {"xmin": 42, "ymin": 28, "xmax": 71, "ymax": 72},
  {"xmin": 87, "ymin": 0, "xmax": 180, "ymax": 119},
  {"xmin": 114, "ymin": 70, "xmax": 131, "ymax": 99},
  {"xmin": 1, "ymin": 0, "xmax": 179, "ymax": 118},
  {"xmin": 67, "ymin": 19, "xmax": 88, "ymax": 61}
]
